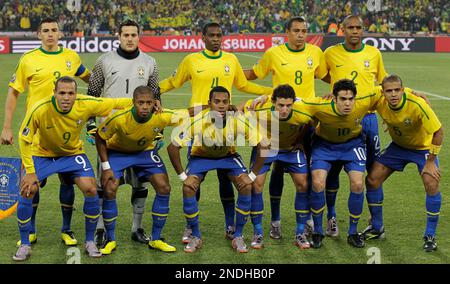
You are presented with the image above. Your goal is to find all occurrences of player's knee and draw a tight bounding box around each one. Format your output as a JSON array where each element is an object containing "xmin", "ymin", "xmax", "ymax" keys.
[
  {"xmin": 252, "ymin": 180, "xmax": 264, "ymax": 193},
  {"xmin": 312, "ymin": 179, "xmax": 325, "ymax": 192},
  {"xmin": 239, "ymin": 184, "xmax": 252, "ymax": 194},
  {"xmin": 84, "ymin": 187, "xmax": 98, "ymax": 197},
  {"xmin": 182, "ymin": 185, "xmax": 196, "ymax": 197},
  {"xmin": 350, "ymin": 180, "xmax": 364, "ymax": 193},
  {"xmin": 156, "ymin": 183, "xmax": 171, "ymax": 195},
  {"xmin": 103, "ymin": 187, "xmax": 117, "ymax": 199},
  {"xmin": 295, "ymin": 179, "xmax": 308, "ymax": 193},
  {"xmin": 366, "ymin": 174, "xmax": 381, "ymax": 189},
  {"xmin": 422, "ymin": 175, "xmax": 440, "ymax": 195}
]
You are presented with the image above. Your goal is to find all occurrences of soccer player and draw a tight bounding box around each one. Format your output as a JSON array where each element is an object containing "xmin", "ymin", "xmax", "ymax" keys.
[
  {"xmin": 13, "ymin": 76, "xmax": 131, "ymax": 261},
  {"xmin": 160, "ymin": 22, "xmax": 272, "ymax": 243},
  {"xmin": 300, "ymin": 79, "xmax": 382, "ymax": 249},
  {"xmin": 95, "ymin": 86, "xmax": 187, "ymax": 254},
  {"xmin": 167, "ymin": 86, "xmax": 267, "ymax": 253},
  {"xmin": 322, "ymin": 15, "xmax": 387, "ymax": 237},
  {"xmin": 1, "ymin": 17, "xmax": 91, "ymax": 247},
  {"xmin": 244, "ymin": 16, "xmax": 328, "ymax": 239},
  {"xmin": 239, "ymin": 84, "xmax": 314, "ymax": 249},
  {"xmin": 87, "ymin": 19, "xmax": 161, "ymax": 246},
  {"xmin": 363, "ymin": 75, "xmax": 443, "ymax": 251}
]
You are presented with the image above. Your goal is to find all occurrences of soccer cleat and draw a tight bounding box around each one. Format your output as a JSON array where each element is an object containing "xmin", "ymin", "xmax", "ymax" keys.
[
  {"xmin": 250, "ymin": 234, "xmax": 264, "ymax": 249},
  {"xmin": 361, "ymin": 225, "xmax": 385, "ymax": 240},
  {"xmin": 184, "ymin": 236, "xmax": 202, "ymax": 253},
  {"xmin": 294, "ymin": 233, "xmax": 311, "ymax": 250},
  {"xmin": 61, "ymin": 230, "xmax": 78, "ymax": 246},
  {"xmin": 347, "ymin": 234, "xmax": 365, "ymax": 248},
  {"xmin": 131, "ymin": 228, "xmax": 150, "ymax": 244},
  {"xmin": 326, "ymin": 217, "xmax": 339, "ymax": 237},
  {"xmin": 16, "ymin": 233, "xmax": 37, "ymax": 247},
  {"xmin": 225, "ymin": 225, "xmax": 235, "ymax": 240},
  {"xmin": 311, "ymin": 233, "xmax": 324, "ymax": 249},
  {"xmin": 423, "ymin": 235, "xmax": 437, "ymax": 252},
  {"xmin": 99, "ymin": 240, "xmax": 117, "ymax": 255},
  {"xmin": 182, "ymin": 227, "xmax": 193, "ymax": 244},
  {"xmin": 85, "ymin": 241, "xmax": 102, "ymax": 258},
  {"xmin": 94, "ymin": 228, "xmax": 106, "ymax": 248},
  {"xmin": 304, "ymin": 219, "xmax": 314, "ymax": 238},
  {"xmin": 232, "ymin": 236, "xmax": 249, "ymax": 253},
  {"xmin": 269, "ymin": 221, "xmax": 282, "ymax": 239},
  {"xmin": 12, "ymin": 245, "xmax": 32, "ymax": 261},
  {"xmin": 149, "ymin": 239, "xmax": 177, "ymax": 252}
]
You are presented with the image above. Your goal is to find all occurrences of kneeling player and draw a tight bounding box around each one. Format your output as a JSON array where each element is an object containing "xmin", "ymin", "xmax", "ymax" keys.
[
  {"xmin": 363, "ymin": 75, "xmax": 443, "ymax": 252},
  {"xmin": 241, "ymin": 84, "xmax": 313, "ymax": 249},
  {"xmin": 95, "ymin": 86, "xmax": 188, "ymax": 254},
  {"xmin": 14, "ymin": 76, "xmax": 131, "ymax": 261},
  {"xmin": 167, "ymin": 86, "xmax": 266, "ymax": 253}
]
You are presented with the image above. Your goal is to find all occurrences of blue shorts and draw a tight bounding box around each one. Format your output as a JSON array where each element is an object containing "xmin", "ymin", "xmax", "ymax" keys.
[
  {"xmin": 108, "ymin": 150, "xmax": 167, "ymax": 182},
  {"xmin": 362, "ymin": 112, "xmax": 381, "ymax": 168},
  {"xmin": 311, "ymin": 135, "xmax": 367, "ymax": 173},
  {"xmin": 186, "ymin": 154, "xmax": 248, "ymax": 179},
  {"xmin": 250, "ymin": 147, "xmax": 308, "ymax": 175},
  {"xmin": 33, "ymin": 154, "xmax": 95, "ymax": 183},
  {"xmin": 376, "ymin": 142, "xmax": 439, "ymax": 172}
]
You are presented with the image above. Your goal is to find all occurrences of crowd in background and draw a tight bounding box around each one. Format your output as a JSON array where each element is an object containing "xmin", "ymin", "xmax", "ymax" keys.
[{"xmin": 0, "ymin": 0, "xmax": 448, "ymax": 36}]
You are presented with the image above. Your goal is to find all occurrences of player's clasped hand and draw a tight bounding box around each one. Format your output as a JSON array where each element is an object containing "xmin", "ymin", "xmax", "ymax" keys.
[
  {"xmin": 20, "ymin": 173, "xmax": 39, "ymax": 197},
  {"xmin": 236, "ymin": 173, "xmax": 253, "ymax": 190},
  {"xmin": 421, "ymin": 160, "xmax": 441, "ymax": 182},
  {"xmin": 249, "ymin": 95, "xmax": 269, "ymax": 110},
  {"xmin": 183, "ymin": 175, "xmax": 200, "ymax": 192},
  {"xmin": 0, "ymin": 128, "xmax": 14, "ymax": 145},
  {"xmin": 101, "ymin": 169, "xmax": 118, "ymax": 188}
]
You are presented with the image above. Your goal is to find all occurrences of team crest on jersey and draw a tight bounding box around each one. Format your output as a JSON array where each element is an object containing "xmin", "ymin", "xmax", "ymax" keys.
[
  {"xmin": 153, "ymin": 127, "xmax": 160, "ymax": 133},
  {"xmin": 138, "ymin": 66, "xmax": 145, "ymax": 78},
  {"xmin": 10, "ymin": 74, "xmax": 16, "ymax": 83},
  {"xmin": 22, "ymin": 127, "xmax": 30, "ymax": 136},
  {"xmin": 224, "ymin": 64, "xmax": 230, "ymax": 74},
  {"xmin": 77, "ymin": 119, "xmax": 83, "ymax": 126},
  {"xmin": 66, "ymin": 60, "xmax": 72, "ymax": 70},
  {"xmin": 364, "ymin": 60, "xmax": 370, "ymax": 68},
  {"xmin": 404, "ymin": 118, "xmax": 412, "ymax": 126},
  {"xmin": 307, "ymin": 57, "xmax": 313, "ymax": 68}
]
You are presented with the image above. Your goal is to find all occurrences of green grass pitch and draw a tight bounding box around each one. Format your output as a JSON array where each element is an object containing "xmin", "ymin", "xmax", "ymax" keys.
[{"xmin": 0, "ymin": 51, "xmax": 449, "ymax": 264}]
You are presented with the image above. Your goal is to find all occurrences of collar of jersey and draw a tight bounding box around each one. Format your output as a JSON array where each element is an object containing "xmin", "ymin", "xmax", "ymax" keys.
[
  {"xmin": 39, "ymin": 46, "xmax": 63, "ymax": 55},
  {"xmin": 330, "ymin": 100, "xmax": 344, "ymax": 116},
  {"xmin": 342, "ymin": 43, "xmax": 365, "ymax": 53},
  {"xmin": 131, "ymin": 106, "xmax": 152, "ymax": 123},
  {"xmin": 388, "ymin": 92, "xmax": 407, "ymax": 111},
  {"xmin": 202, "ymin": 49, "xmax": 222, "ymax": 59},
  {"xmin": 285, "ymin": 43, "xmax": 306, "ymax": 53},
  {"xmin": 51, "ymin": 96, "xmax": 72, "ymax": 114},
  {"xmin": 271, "ymin": 105, "xmax": 293, "ymax": 121}
]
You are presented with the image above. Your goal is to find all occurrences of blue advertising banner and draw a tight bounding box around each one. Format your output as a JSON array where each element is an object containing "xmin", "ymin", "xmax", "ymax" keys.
[{"xmin": 0, "ymin": 157, "xmax": 22, "ymax": 220}]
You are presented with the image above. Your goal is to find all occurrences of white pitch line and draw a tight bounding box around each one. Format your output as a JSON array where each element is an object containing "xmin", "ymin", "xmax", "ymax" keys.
[{"xmin": 416, "ymin": 90, "xmax": 450, "ymax": 101}]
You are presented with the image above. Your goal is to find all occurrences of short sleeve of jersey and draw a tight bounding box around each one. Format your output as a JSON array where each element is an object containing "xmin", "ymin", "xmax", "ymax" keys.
[
  {"xmin": 9, "ymin": 55, "xmax": 27, "ymax": 93},
  {"xmin": 97, "ymin": 113, "xmax": 119, "ymax": 141},
  {"xmin": 418, "ymin": 99, "xmax": 442, "ymax": 135},
  {"xmin": 252, "ymin": 49, "xmax": 272, "ymax": 79},
  {"xmin": 315, "ymin": 49, "xmax": 328, "ymax": 80},
  {"xmin": 86, "ymin": 97, "xmax": 132, "ymax": 117}
]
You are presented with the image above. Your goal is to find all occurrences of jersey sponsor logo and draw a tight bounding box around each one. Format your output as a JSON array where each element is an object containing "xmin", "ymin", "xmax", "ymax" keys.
[
  {"xmin": 196, "ymin": 70, "xmax": 205, "ymax": 73},
  {"xmin": 298, "ymin": 163, "xmax": 306, "ymax": 168},
  {"xmin": 46, "ymin": 125, "xmax": 54, "ymax": 129},
  {"xmin": 111, "ymin": 71, "xmax": 118, "ymax": 75},
  {"xmin": 22, "ymin": 127, "xmax": 30, "ymax": 136},
  {"xmin": 281, "ymin": 62, "xmax": 288, "ymax": 66},
  {"xmin": 35, "ymin": 68, "xmax": 44, "ymax": 72},
  {"xmin": 336, "ymin": 64, "xmax": 343, "ymax": 68},
  {"xmin": 404, "ymin": 118, "xmax": 412, "ymax": 126}
]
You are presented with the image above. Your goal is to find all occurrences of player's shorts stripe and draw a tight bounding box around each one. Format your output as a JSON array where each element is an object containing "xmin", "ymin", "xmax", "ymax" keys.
[
  {"xmin": 184, "ymin": 211, "xmax": 199, "ymax": 219},
  {"xmin": 235, "ymin": 207, "xmax": 250, "ymax": 215},
  {"xmin": 233, "ymin": 157, "xmax": 245, "ymax": 168}
]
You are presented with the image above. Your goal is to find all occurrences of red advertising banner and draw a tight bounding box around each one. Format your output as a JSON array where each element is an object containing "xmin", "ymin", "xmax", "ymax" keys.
[
  {"xmin": 0, "ymin": 37, "xmax": 10, "ymax": 54},
  {"xmin": 139, "ymin": 35, "xmax": 324, "ymax": 52},
  {"xmin": 435, "ymin": 36, "xmax": 450, "ymax": 52}
]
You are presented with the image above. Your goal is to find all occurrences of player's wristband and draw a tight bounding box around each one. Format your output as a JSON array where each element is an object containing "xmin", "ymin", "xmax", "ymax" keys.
[
  {"xmin": 178, "ymin": 172, "xmax": 188, "ymax": 181},
  {"xmin": 101, "ymin": 161, "xmax": 111, "ymax": 170},
  {"xmin": 248, "ymin": 171, "xmax": 257, "ymax": 182},
  {"xmin": 429, "ymin": 144, "xmax": 441, "ymax": 155}
]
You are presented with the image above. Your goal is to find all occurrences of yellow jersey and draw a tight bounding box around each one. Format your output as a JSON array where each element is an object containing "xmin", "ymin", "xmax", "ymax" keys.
[
  {"xmin": 252, "ymin": 43, "xmax": 328, "ymax": 99},
  {"xmin": 374, "ymin": 89, "xmax": 441, "ymax": 150},
  {"xmin": 301, "ymin": 92, "xmax": 382, "ymax": 143},
  {"xmin": 19, "ymin": 95, "xmax": 132, "ymax": 173},
  {"xmin": 174, "ymin": 109, "xmax": 260, "ymax": 158},
  {"xmin": 324, "ymin": 43, "xmax": 387, "ymax": 95},
  {"xmin": 9, "ymin": 46, "xmax": 90, "ymax": 110},
  {"xmin": 159, "ymin": 49, "xmax": 272, "ymax": 106},
  {"xmin": 244, "ymin": 99, "xmax": 313, "ymax": 150},
  {"xmin": 98, "ymin": 107, "xmax": 188, "ymax": 153}
]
